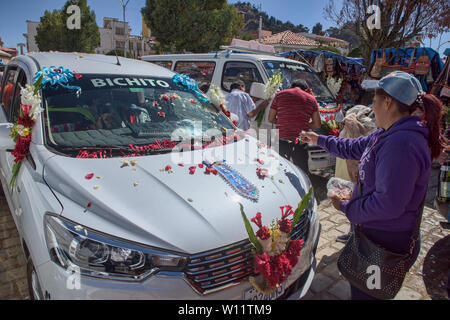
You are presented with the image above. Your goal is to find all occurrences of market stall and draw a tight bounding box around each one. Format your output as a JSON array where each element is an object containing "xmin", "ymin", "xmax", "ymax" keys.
[
  {"xmin": 369, "ymin": 47, "xmax": 444, "ymax": 92},
  {"xmin": 278, "ymin": 49, "xmax": 367, "ymax": 106}
]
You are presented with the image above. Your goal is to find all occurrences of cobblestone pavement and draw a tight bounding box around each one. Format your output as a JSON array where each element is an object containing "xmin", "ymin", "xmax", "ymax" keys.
[{"xmin": 0, "ymin": 168, "xmax": 448, "ymax": 300}]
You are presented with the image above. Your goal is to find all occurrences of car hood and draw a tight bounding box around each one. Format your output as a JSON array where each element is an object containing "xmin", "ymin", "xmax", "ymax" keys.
[{"xmin": 43, "ymin": 138, "xmax": 311, "ymax": 254}]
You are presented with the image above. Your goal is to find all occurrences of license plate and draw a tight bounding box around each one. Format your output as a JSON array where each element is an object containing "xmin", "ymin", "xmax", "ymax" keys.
[{"xmin": 243, "ymin": 284, "xmax": 285, "ymax": 300}]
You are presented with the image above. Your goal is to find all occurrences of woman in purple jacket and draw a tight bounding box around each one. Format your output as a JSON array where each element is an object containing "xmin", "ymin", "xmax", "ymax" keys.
[{"xmin": 300, "ymin": 71, "xmax": 444, "ymax": 300}]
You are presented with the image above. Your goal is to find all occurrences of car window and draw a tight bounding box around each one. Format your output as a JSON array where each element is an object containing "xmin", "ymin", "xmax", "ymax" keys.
[
  {"xmin": 151, "ymin": 61, "xmax": 173, "ymax": 70},
  {"xmin": 41, "ymin": 74, "xmax": 235, "ymax": 157},
  {"xmin": 221, "ymin": 61, "xmax": 263, "ymax": 93},
  {"xmin": 1, "ymin": 67, "xmax": 18, "ymax": 114},
  {"xmin": 10, "ymin": 70, "xmax": 28, "ymax": 123},
  {"xmin": 174, "ymin": 61, "xmax": 216, "ymax": 93}
]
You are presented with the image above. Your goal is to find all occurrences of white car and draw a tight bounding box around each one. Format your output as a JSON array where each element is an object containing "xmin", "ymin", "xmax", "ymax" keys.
[
  {"xmin": 142, "ymin": 52, "xmax": 344, "ymax": 171},
  {"xmin": 0, "ymin": 52, "xmax": 320, "ymax": 300}
]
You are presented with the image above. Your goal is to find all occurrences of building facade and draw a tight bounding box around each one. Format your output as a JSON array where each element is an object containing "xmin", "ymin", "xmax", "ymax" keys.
[{"xmin": 24, "ymin": 17, "xmax": 154, "ymax": 58}]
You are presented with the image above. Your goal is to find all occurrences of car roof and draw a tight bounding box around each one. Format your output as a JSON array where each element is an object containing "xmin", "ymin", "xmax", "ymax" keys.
[
  {"xmin": 142, "ymin": 52, "xmax": 308, "ymax": 66},
  {"xmin": 18, "ymin": 52, "xmax": 175, "ymax": 77}
]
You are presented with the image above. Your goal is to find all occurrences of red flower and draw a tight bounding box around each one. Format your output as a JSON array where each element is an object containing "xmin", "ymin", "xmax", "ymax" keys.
[
  {"xmin": 256, "ymin": 168, "xmax": 268, "ymax": 180},
  {"xmin": 190, "ymin": 99, "xmax": 196, "ymax": 104},
  {"xmin": 12, "ymin": 135, "xmax": 32, "ymax": 163},
  {"xmin": 165, "ymin": 165, "xmax": 172, "ymax": 171},
  {"xmin": 278, "ymin": 219, "xmax": 292, "ymax": 234},
  {"xmin": 189, "ymin": 166, "xmax": 196, "ymax": 175},
  {"xmin": 325, "ymin": 116, "xmax": 330, "ymax": 122},
  {"xmin": 256, "ymin": 226, "xmax": 271, "ymax": 240},
  {"xmin": 21, "ymin": 105, "xmax": 32, "ymax": 117},
  {"xmin": 211, "ymin": 168, "xmax": 218, "ymax": 175},
  {"xmin": 232, "ymin": 120, "xmax": 238, "ymax": 127},
  {"xmin": 163, "ymin": 95, "xmax": 170, "ymax": 101},
  {"xmin": 178, "ymin": 163, "xmax": 184, "ymax": 167},
  {"xmin": 285, "ymin": 239, "xmax": 303, "ymax": 267},
  {"xmin": 198, "ymin": 163, "xmax": 204, "ymax": 169},
  {"xmin": 280, "ymin": 205, "xmax": 294, "ymax": 219},
  {"xmin": 153, "ymin": 101, "xmax": 159, "ymax": 107},
  {"xmin": 330, "ymin": 115, "xmax": 335, "ymax": 120},
  {"xmin": 251, "ymin": 212, "xmax": 263, "ymax": 228},
  {"xmin": 17, "ymin": 115, "xmax": 34, "ymax": 128},
  {"xmin": 254, "ymin": 253, "xmax": 271, "ymax": 279},
  {"xmin": 85, "ymin": 173, "xmax": 94, "ymax": 180},
  {"xmin": 74, "ymin": 74, "xmax": 83, "ymax": 80},
  {"xmin": 158, "ymin": 112, "xmax": 166, "ymax": 118}
]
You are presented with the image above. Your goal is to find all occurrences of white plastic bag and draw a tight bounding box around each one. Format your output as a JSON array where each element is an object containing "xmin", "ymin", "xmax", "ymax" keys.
[{"xmin": 327, "ymin": 177, "xmax": 354, "ymax": 200}]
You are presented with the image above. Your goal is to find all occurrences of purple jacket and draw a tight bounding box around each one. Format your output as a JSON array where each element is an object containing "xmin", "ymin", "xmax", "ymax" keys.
[{"xmin": 318, "ymin": 116, "xmax": 431, "ymax": 232}]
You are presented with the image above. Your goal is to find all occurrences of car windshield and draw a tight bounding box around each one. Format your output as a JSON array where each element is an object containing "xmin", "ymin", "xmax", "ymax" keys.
[
  {"xmin": 42, "ymin": 74, "xmax": 235, "ymax": 157},
  {"xmin": 263, "ymin": 61, "xmax": 335, "ymax": 103}
]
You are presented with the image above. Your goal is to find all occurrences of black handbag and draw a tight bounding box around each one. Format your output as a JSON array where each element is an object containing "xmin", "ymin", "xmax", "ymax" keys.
[{"xmin": 337, "ymin": 196, "xmax": 425, "ymax": 300}]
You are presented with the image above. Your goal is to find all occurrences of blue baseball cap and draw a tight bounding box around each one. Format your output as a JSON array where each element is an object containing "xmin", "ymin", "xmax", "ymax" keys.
[{"xmin": 373, "ymin": 71, "xmax": 424, "ymax": 106}]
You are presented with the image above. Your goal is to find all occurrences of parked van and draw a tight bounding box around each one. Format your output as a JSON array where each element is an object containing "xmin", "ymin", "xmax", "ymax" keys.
[
  {"xmin": 142, "ymin": 52, "xmax": 344, "ymax": 170},
  {"xmin": 0, "ymin": 52, "xmax": 320, "ymax": 300}
]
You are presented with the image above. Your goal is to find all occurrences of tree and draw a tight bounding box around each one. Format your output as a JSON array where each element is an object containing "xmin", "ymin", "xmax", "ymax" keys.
[
  {"xmin": 324, "ymin": 0, "xmax": 450, "ymax": 65},
  {"xmin": 325, "ymin": 23, "xmax": 361, "ymax": 49},
  {"xmin": 312, "ymin": 23, "xmax": 325, "ymax": 36},
  {"xmin": 36, "ymin": 0, "xmax": 100, "ymax": 53},
  {"xmin": 142, "ymin": 0, "xmax": 243, "ymax": 53}
]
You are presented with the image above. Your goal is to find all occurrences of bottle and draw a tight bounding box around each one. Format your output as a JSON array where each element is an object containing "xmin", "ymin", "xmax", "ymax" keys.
[{"xmin": 440, "ymin": 154, "xmax": 450, "ymax": 202}]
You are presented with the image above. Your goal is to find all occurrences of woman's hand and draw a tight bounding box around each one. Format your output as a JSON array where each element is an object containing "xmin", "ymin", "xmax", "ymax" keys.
[
  {"xmin": 330, "ymin": 197, "xmax": 342, "ymax": 211},
  {"xmin": 299, "ymin": 130, "xmax": 319, "ymax": 145}
]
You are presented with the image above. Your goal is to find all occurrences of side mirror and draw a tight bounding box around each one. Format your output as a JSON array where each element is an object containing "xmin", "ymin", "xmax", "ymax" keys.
[
  {"xmin": 0, "ymin": 123, "xmax": 15, "ymax": 151},
  {"xmin": 249, "ymin": 82, "xmax": 266, "ymax": 100}
]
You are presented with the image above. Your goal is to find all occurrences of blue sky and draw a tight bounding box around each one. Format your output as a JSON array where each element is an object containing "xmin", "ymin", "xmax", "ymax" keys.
[{"xmin": 0, "ymin": 0, "xmax": 448, "ymax": 56}]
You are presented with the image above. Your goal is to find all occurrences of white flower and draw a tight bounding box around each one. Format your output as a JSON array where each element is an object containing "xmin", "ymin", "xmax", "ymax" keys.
[
  {"xmin": 258, "ymin": 238, "xmax": 272, "ymax": 254},
  {"xmin": 327, "ymin": 76, "xmax": 343, "ymax": 97},
  {"xmin": 209, "ymin": 85, "xmax": 227, "ymax": 108},
  {"xmin": 30, "ymin": 105, "xmax": 44, "ymax": 120},
  {"xmin": 264, "ymin": 70, "xmax": 283, "ymax": 101},
  {"xmin": 16, "ymin": 125, "xmax": 30, "ymax": 137},
  {"xmin": 20, "ymin": 84, "xmax": 41, "ymax": 108},
  {"xmin": 271, "ymin": 231, "xmax": 290, "ymax": 256}
]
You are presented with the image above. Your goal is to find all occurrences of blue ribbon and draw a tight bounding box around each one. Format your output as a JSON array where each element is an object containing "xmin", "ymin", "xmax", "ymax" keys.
[
  {"xmin": 33, "ymin": 66, "xmax": 81, "ymax": 94},
  {"xmin": 172, "ymin": 74, "xmax": 209, "ymax": 103}
]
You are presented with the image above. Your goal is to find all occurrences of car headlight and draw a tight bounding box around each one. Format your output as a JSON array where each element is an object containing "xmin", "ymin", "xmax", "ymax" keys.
[{"xmin": 44, "ymin": 214, "xmax": 188, "ymax": 281}]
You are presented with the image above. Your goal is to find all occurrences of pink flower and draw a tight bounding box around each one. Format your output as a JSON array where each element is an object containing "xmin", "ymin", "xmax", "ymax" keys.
[{"xmin": 190, "ymin": 99, "xmax": 196, "ymax": 104}]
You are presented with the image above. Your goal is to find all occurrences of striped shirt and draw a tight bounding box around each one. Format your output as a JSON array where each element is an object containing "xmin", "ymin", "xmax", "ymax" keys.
[{"xmin": 271, "ymin": 88, "xmax": 319, "ymax": 140}]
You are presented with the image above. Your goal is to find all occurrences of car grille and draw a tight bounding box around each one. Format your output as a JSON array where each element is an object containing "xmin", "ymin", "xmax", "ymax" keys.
[{"xmin": 184, "ymin": 209, "xmax": 311, "ymax": 295}]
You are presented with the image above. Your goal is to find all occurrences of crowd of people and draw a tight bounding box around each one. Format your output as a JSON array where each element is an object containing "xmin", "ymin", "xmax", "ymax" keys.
[{"xmin": 225, "ymin": 70, "xmax": 449, "ymax": 300}]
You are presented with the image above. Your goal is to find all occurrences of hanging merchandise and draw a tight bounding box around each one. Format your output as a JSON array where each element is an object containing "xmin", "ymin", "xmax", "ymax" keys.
[
  {"xmin": 370, "ymin": 50, "xmax": 385, "ymax": 78},
  {"xmin": 415, "ymin": 48, "xmax": 431, "ymax": 76},
  {"xmin": 325, "ymin": 57, "xmax": 334, "ymax": 75},
  {"xmin": 314, "ymin": 53, "xmax": 325, "ymax": 73},
  {"xmin": 402, "ymin": 47, "xmax": 416, "ymax": 74}
]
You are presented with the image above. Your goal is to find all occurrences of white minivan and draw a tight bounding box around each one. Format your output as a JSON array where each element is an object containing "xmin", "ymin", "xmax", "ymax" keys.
[
  {"xmin": 0, "ymin": 52, "xmax": 320, "ymax": 300},
  {"xmin": 142, "ymin": 52, "xmax": 344, "ymax": 170}
]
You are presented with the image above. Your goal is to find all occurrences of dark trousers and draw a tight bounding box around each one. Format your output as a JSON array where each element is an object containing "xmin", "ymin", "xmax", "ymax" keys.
[
  {"xmin": 279, "ymin": 139, "xmax": 309, "ymax": 174},
  {"xmin": 349, "ymin": 226, "xmax": 421, "ymax": 300}
]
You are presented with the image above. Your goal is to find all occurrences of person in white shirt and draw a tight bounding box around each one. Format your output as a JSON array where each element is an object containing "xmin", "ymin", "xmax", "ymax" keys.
[{"xmin": 225, "ymin": 80, "xmax": 268, "ymax": 131}]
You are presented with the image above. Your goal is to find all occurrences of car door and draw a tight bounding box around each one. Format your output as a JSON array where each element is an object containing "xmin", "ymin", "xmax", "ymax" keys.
[{"xmin": 0, "ymin": 67, "xmax": 29, "ymax": 231}]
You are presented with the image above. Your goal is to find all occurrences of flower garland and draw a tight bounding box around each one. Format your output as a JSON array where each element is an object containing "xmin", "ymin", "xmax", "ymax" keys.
[
  {"xmin": 255, "ymin": 70, "xmax": 284, "ymax": 128},
  {"xmin": 240, "ymin": 187, "xmax": 312, "ymax": 293},
  {"xmin": 8, "ymin": 75, "xmax": 44, "ymax": 187},
  {"xmin": 318, "ymin": 103, "xmax": 343, "ymax": 114}
]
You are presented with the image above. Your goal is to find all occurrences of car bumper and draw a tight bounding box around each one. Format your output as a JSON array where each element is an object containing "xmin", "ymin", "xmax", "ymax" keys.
[{"xmin": 36, "ymin": 211, "xmax": 321, "ymax": 300}]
